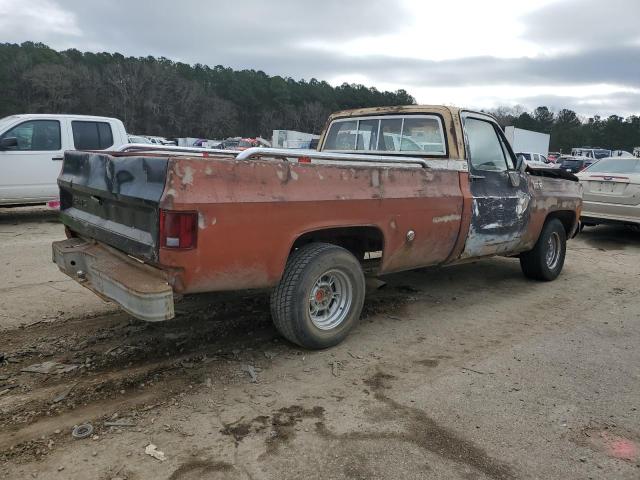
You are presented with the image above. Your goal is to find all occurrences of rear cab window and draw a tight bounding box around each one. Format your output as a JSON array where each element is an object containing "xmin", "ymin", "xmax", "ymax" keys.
[
  {"xmin": 72, "ymin": 121, "xmax": 114, "ymax": 150},
  {"xmin": 323, "ymin": 115, "xmax": 447, "ymax": 156},
  {"xmin": 0, "ymin": 119, "xmax": 61, "ymax": 151}
]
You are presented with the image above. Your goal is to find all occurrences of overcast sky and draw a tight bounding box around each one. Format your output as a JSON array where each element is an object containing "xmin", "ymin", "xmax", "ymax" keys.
[{"xmin": 1, "ymin": 0, "xmax": 638, "ymax": 118}]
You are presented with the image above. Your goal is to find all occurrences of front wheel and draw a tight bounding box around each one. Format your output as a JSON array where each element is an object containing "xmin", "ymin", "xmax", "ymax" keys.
[
  {"xmin": 520, "ymin": 218, "xmax": 567, "ymax": 281},
  {"xmin": 270, "ymin": 243, "xmax": 365, "ymax": 349}
]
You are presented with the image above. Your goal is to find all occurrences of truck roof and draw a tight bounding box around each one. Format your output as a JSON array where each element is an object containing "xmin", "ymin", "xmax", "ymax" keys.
[
  {"xmin": 326, "ymin": 104, "xmax": 475, "ymax": 121},
  {"xmin": 2, "ymin": 113, "xmax": 122, "ymax": 122}
]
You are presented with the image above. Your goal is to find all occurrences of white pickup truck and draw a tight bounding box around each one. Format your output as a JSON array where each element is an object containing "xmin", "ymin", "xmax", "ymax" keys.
[{"xmin": 0, "ymin": 114, "xmax": 128, "ymax": 206}]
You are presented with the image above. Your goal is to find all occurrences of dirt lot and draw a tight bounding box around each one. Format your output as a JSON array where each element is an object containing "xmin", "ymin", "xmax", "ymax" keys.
[{"xmin": 0, "ymin": 207, "xmax": 639, "ymax": 480}]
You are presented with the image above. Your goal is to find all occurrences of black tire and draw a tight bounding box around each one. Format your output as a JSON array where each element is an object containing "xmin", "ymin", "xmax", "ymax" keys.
[
  {"xmin": 520, "ymin": 218, "xmax": 567, "ymax": 281},
  {"xmin": 270, "ymin": 243, "xmax": 365, "ymax": 349}
]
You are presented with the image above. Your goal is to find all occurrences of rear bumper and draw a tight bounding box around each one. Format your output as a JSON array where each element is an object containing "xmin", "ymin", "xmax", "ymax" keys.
[
  {"xmin": 52, "ymin": 238, "xmax": 175, "ymax": 321},
  {"xmin": 581, "ymin": 200, "xmax": 640, "ymax": 225}
]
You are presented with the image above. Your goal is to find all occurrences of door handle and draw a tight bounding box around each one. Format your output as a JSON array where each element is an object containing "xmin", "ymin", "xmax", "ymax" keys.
[
  {"xmin": 469, "ymin": 174, "xmax": 485, "ymax": 181},
  {"xmin": 52, "ymin": 156, "xmax": 63, "ymax": 161}
]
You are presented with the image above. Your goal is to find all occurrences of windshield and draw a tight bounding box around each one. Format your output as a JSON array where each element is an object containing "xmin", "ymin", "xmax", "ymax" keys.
[
  {"xmin": 0, "ymin": 115, "xmax": 19, "ymax": 132},
  {"xmin": 561, "ymin": 159, "xmax": 583, "ymax": 166},
  {"xmin": 585, "ymin": 158, "xmax": 640, "ymax": 174},
  {"xmin": 593, "ymin": 149, "xmax": 611, "ymax": 159}
]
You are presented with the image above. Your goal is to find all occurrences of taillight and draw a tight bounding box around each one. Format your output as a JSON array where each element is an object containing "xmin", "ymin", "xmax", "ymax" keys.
[{"xmin": 159, "ymin": 210, "xmax": 198, "ymax": 249}]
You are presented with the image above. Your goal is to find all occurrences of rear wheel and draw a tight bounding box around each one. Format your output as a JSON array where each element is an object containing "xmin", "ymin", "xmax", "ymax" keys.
[
  {"xmin": 270, "ymin": 243, "xmax": 365, "ymax": 349},
  {"xmin": 520, "ymin": 218, "xmax": 567, "ymax": 281}
]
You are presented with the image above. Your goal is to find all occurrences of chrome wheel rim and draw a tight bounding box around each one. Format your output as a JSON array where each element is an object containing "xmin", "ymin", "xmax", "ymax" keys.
[
  {"xmin": 545, "ymin": 232, "xmax": 561, "ymax": 269},
  {"xmin": 308, "ymin": 269, "xmax": 352, "ymax": 330}
]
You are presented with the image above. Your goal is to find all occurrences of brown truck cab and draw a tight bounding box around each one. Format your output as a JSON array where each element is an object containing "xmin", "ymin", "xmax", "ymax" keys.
[{"xmin": 53, "ymin": 106, "xmax": 582, "ymax": 349}]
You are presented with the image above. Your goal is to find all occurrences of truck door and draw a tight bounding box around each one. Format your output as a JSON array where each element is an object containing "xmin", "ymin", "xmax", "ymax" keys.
[
  {"xmin": 0, "ymin": 118, "xmax": 65, "ymax": 203},
  {"xmin": 460, "ymin": 113, "xmax": 532, "ymax": 258}
]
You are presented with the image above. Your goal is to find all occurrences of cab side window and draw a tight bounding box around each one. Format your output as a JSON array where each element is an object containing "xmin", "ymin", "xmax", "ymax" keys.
[
  {"xmin": 1, "ymin": 120, "xmax": 61, "ymax": 151},
  {"xmin": 72, "ymin": 121, "xmax": 114, "ymax": 150},
  {"xmin": 464, "ymin": 118, "xmax": 509, "ymax": 172}
]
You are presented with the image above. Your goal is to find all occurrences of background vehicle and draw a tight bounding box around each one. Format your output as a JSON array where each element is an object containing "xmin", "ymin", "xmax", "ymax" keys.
[
  {"xmin": 52, "ymin": 105, "xmax": 581, "ymax": 349},
  {"xmin": 571, "ymin": 147, "xmax": 611, "ymax": 159},
  {"xmin": 220, "ymin": 139, "xmax": 240, "ymax": 149},
  {"xmin": 577, "ymin": 157, "xmax": 640, "ymax": 228},
  {"xmin": 146, "ymin": 136, "xmax": 177, "ymax": 146},
  {"xmin": 127, "ymin": 135, "xmax": 152, "ymax": 144},
  {"xmin": 504, "ymin": 126, "xmax": 550, "ymax": 158},
  {"xmin": 0, "ymin": 114, "xmax": 127, "ymax": 206},
  {"xmin": 547, "ymin": 152, "xmax": 561, "ymax": 163},
  {"xmin": 516, "ymin": 152, "xmax": 551, "ymax": 166},
  {"xmin": 610, "ymin": 150, "xmax": 634, "ymax": 158},
  {"xmin": 559, "ymin": 156, "xmax": 598, "ymax": 173}
]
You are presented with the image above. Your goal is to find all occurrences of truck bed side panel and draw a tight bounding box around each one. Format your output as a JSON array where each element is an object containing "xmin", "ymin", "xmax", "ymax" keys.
[{"xmin": 159, "ymin": 158, "xmax": 464, "ymax": 293}]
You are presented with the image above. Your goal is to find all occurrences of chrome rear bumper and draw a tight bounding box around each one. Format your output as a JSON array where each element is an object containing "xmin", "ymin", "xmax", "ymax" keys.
[{"xmin": 52, "ymin": 238, "xmax": 174, "ymax": 321}]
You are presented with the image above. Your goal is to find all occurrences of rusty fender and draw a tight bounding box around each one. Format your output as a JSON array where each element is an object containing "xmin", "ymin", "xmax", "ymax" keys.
[
  {"xmin": 158, "ymin": 157, "xmax": 465, "ymax": 293},
  {"xmin": 520, "ymin": 175, "xmax": 582, "ymax": 249}
]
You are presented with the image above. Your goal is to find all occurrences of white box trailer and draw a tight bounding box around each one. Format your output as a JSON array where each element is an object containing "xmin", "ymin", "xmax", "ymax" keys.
[
  {"xmin": 504, "ymin": 126, "xmax": 550, "ymax": 156},
  {"xmin": 272, "ymin": 130, "xmax": 320, "ymax": 149}
]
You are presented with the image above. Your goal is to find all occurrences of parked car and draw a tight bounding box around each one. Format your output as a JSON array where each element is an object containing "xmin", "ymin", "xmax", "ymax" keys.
[
  {"xmin": 0, "ymin": 114, "xmax": 127, "ymax": 206},
  {"xmin": 146, "ymin": 136, "xmax": 177, "ymax": 146},
  {"xmin": 516, "ymin": 152, "xmax": 554, "ymax": 168},
  {"xmin": 547, "ymin": 152, "xmax": 561, "ymax": 163},
  {"xmin": 52, "ymin": 105, "xmax": 581, "ymax": 349},
  {"xmin": 610, "ymin": 150, "xmax": 634, "ymax": 158},
  {"xmin": 559, "ymin": 156, "xmax": 598, "ymax": 173},
  {"xmin": 577, "ymin": 157, "xmax": 640, "ymax": 228},
  {"xmin": 220, "ymin": 139, "xmax": 240, "ymax": 150},
  {"xmin": 128, "ymin": 135, "xmax": 152, "ymax": 144},
  {"xmin": 516, "ymin": 152, "xmax": 549, "ymax": 164},
  {"xmin": 571, "ymin": 147, "xmax": 611, "ymax": 160}
]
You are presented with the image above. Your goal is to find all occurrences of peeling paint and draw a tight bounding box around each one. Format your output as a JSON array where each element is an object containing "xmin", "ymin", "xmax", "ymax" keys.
[
  {"xmin": 198, "ymin": 212, "xmax": 206, "ymax": 230},
  {"xmin": 433, "ymin": 214, "xmax": 462, "ymax": 224},
  {"xmin": 290, "ymin": 170, "xmax": 299, "ymax": 181},
  {"xmin": 181, "ymin": 166, "xmax": 194, "ymax": 186},
  {"xmin": 371, "ymin": 170, "xmax": 380, "ymax": 188}
]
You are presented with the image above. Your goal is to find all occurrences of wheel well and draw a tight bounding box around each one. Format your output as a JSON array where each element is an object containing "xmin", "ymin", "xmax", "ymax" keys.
[
  {"xmin": 546, "ymin": 210, "xmax": 576, "ymax": 236},
  {"xmin": 291, "ymin": 226, "xmax": 384, "ymax": 261}
]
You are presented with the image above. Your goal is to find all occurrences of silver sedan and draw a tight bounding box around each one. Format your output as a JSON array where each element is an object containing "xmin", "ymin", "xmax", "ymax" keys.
[{"xmin": 577, "ymin": 157, "xmax": 640, "ymax": 228}]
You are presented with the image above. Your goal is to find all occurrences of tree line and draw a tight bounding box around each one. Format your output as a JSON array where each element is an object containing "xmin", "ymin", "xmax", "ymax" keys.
[
  {"xmin": 0, "ymin": 42, "xmax": 414, "ymax": 139},
  {"xmin": 1, "ymin": 43, "xmax": 639, "ymax": 151},
  {"xmin": 490, "ymin": 106, "xmax": 640, "ymax": 153}
]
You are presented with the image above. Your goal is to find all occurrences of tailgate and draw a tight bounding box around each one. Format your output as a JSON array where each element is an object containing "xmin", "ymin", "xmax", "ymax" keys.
[{"xmin": 58, "ymin": 151, "xmax": 169, "ymax": 261}]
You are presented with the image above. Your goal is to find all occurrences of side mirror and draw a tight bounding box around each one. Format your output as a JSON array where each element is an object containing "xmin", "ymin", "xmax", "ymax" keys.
[
  {"xmin": 0, "ymin": 137, "xmax": 18, "ymax": 150},
  {"xmin": 516, "ymin": 155, "xmax": 527, "ymax": 173}
]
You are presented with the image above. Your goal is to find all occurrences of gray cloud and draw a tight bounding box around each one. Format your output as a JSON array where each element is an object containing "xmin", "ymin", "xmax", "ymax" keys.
[
  {"xmin": 1, "ymin": 0, "xmax": 639, "ymax": 116},
  {"xmin": 4, "ymin": 0, "xmax": 411, "ymax": 64},
  {"xmin": 522, "ymin": 0, "xmax": 640, "ymax": 49}
]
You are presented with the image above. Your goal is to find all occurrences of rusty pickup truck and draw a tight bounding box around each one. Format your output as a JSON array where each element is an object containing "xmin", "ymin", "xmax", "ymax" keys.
[{"xmin": 53, "ymin": 106, "xmax": 582, "ymax": 349}]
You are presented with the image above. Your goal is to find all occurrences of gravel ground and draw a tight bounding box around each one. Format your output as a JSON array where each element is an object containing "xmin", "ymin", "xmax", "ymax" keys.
[{"xmin": 0, "ymin": 207, "xmax": 638, "ymax": 480}]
